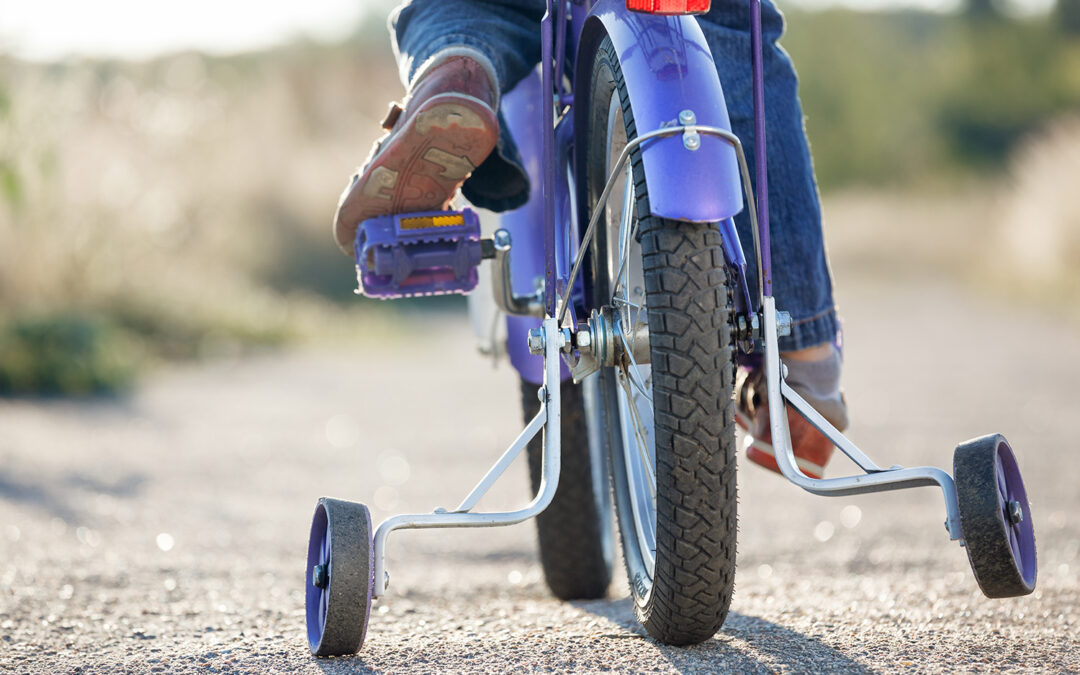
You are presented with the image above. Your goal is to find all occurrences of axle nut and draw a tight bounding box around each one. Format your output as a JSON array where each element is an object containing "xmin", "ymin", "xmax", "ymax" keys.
[
  {"xmin": 527, "ymin": 328, "xmax": 545, "ymax": 355},
  {"xmin": 576, "ymin": 327, "xmax": 592, "ymax": 351},
  {"xmin": 1007, "ymin": 500, "xmax": 1024, "ymax": 525},
  {"xmin": 312, "ymin": 564, "xmax": 328, "ymax": 589}
]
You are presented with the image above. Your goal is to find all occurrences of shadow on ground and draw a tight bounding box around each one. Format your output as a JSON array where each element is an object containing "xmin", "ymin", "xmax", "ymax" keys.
[
  {"xmin": 575, "ymin": 597, "xmax": 872, "ymax": 674},
  {"xmin": 307, "ymin": 596, "xmax": 871, "ymax": 674},
  {"xmin": 0, "ymin": 466, "xmax": 145, "ymax": 524}
]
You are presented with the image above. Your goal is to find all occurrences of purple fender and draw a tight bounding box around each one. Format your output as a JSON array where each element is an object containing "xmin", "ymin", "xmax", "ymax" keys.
[{"xmin": 575, "ymin": 0, "xmax": 743, "ymax": 223}]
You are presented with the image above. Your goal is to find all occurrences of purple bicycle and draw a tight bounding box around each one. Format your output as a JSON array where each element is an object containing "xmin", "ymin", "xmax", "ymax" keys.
[{"xmin": 305, "ymin": 0, "xmax": 1037, "ymax": 655}]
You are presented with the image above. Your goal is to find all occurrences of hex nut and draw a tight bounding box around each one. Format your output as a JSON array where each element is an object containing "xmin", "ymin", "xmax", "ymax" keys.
[
  {"xmin": 576, "ymin": 328, "xmax": 592, "ymax": 350},
  {"xmin": 527, "ymin": 329, "xmax": 545, "ymax": 355}
]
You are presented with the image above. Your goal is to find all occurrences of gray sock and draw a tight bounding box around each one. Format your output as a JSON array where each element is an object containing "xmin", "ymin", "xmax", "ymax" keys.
[{"xmin": 782, "ymin": 346, "xmax": 849, "ymax": 431}]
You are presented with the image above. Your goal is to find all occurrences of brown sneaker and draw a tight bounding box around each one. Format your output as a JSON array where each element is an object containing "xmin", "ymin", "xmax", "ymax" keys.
[
  {"xmin": 736, "ymin": 366, "xmax": 835, "ymax": 479},
  {"xmin": 333, "ymin": 52, "xmax": 499, "ymax": 254}
]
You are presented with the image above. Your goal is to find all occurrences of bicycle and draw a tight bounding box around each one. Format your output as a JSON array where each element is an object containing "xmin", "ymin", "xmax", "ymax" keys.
[{"xmin": 304, "ymin": 0, "xmax": 1038, "ymax": 656}]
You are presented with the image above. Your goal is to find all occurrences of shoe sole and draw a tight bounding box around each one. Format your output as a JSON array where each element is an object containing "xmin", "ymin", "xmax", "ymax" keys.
[
  {"xmin": 735, "ymin": 409, "xmax": 751, "ymax": 431},
  {"xmin": 335, "ymin": 94, "xmax": 498, "ymax": 253},
  {"xmin": 743, "ymin": 435, "xmax": 825, "ymax": 479}
]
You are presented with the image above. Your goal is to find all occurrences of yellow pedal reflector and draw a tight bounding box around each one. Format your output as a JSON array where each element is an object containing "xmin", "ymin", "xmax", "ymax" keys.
[{"xmin": 399, "ymin": 214, "xmax": 465, "ymax": 230}]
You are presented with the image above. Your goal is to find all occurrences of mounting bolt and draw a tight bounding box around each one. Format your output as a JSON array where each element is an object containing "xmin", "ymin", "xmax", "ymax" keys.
[
  {"xmin": 1007, "ymin": 500, "xmax": 1024, "ymax": 525},
  {"xmin": 559, "ymin": 328, "xmax": 573, "ymax": 353},
  {"xmin": 575, "ymin": 324, "xmax": 593, "ymax": 352},
  {"xmin": 776, "ymin": 311, "xmax": 793, "ymax": 337},
  {"xmin": 312, "ymin": 564, "xmax": 328, "ymax": 589},
  {"xmin": 736, "ymin": 314, "xmax": 761, "ymax": 342},
  {"xmin": 679, "ymin": 110, "xmax": 700, "ymax": 151},
  {"xmin": 527, "ymin": 328, "xmax": 545, "ymax": 355},
  {"xmin": 493, "ymin": 228, "xmax": 512, "ymax": 250}
]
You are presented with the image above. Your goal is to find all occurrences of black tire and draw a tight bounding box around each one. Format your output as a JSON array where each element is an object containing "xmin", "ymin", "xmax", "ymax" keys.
[
  {"xmin": 306, "ymin": 497, "xmax": 374, "ymax": 656},
  {"xmin": 954, "ymin": 434, "xmax": 1037, "ymax": 598},
  {"xmin": 522, "ymin": 378, "xmax": 614, "ymax": 600},
  {"xmin": 582, "ymin": 36, "xmax": 738, "ymax": 645}
]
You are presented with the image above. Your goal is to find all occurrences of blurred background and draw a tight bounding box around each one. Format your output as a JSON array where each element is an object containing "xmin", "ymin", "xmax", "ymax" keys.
[
  {"xmin": 1, "ymin": 0, "xmax": 1079, "ymax": 395},
  {"xmin": 3, "ymin": 4, "xmax": 1079, "ymax": 670}
]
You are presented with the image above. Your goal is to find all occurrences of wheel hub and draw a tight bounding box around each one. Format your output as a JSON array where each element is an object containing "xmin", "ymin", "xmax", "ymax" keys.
[
  {"xmin": 1006, "ymin": 499, "xmax": 1024, "ymax": 525},
  {"xmin": 573, "ymin": 308, "xmax": 650, "ymax": 367},
  {"xmin": 312, "ymin": 563, "xmax": 328, "ymax": 589}
]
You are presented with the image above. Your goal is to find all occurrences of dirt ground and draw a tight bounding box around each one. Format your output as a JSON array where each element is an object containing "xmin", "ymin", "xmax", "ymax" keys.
[{"xmin": 1, "ymin": 266, "xmax": 1078, "ymax": 673}]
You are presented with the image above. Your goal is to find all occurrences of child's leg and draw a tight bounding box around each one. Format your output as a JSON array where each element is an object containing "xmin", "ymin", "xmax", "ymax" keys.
[
  {"xmin": 390, "ymin": 0, "xmax": 546, "ymax": 98},
  {"xmin": 698, "ymin": 0, "xmax": 841, "ymax": 356},
  {"xmin": 333, "ymin": 0, "xmax": 547, "ymax": 252},
  {"xmin": 700, "ymin": 1, "xmax": 848, "ymax": 473}
]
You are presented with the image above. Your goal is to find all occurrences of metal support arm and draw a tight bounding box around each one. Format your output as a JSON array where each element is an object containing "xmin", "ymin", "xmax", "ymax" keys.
[
  {"xmin": 760, "ymin": 297, "xmax": 964, "ymax": 540},
  {"xmin": 371, "ymin": 317, "xmax": 563, "ymax": 597}
]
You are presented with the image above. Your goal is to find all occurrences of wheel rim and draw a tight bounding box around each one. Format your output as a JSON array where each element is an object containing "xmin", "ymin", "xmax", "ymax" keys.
[
  {"xmin": 604, "ymin": 95, "xmax": 657, "ymax": 580},
  {"xmin": 995, "ymin": 440, "xmax": 1037, "ymax": 587},
  {"xmin": 305, "ymin": 502, "xmax": 331, "ymax": 649}
]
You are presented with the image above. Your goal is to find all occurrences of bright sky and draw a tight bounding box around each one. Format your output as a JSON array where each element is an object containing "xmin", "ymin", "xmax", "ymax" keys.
[
  {"xmin": 1, "ymin": 0, "xmax": 1050, "ymax": 61},
  {"xmin": 0, "ymin": 0, "xmax": 396, "ymax": 60}
]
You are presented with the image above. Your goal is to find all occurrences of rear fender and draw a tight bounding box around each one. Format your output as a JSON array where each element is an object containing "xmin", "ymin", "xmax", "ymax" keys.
[{"xmin": 574, "ymin": 0, "xmax": 743, "ymax": 223}]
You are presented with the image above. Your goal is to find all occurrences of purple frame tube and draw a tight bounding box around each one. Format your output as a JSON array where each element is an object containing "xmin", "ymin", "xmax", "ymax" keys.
[
  {"xmin": 750, "ymin": 0, "xmax": 772, "ymax": 298},
  {"xmin": 542, "ymin": 1, "xmax": 559, "ymax": 318}
]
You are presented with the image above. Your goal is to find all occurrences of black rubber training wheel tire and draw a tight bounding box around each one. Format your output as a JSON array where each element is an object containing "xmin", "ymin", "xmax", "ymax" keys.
[
  {"xmin": 305, "ymin": 497, "xmax": 374, "ymax": 656},
  {"xmin": 954, "ymin": 434, "xmax": 1037, "ymax": 599},
  {"xmin": 582, "ymin": 36, "xmax": 738, "ymax": 645},
  {"xmin": 522, "ymin": 378, "xmax": 614, "ymax": 600}
]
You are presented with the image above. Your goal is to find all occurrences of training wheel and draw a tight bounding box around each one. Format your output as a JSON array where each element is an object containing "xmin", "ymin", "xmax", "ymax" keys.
[
  {"xmin": 305, "ymin": 497, "xmax": 374, "ymax": 656},
  {"xmin": 954, "ymin": 434, "xmax": 1037, "ymax": 598}
]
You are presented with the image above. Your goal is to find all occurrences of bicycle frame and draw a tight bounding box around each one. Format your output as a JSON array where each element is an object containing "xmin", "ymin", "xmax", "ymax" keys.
[
  {"xmin": 371, "ymin": 0, "xmax": 967, "ymax": 598},
  {"xmin": 504, "ymin": 0, "xmax": 748, "ymax": 385},
  {"xmin": 506, "ymin": 0, "xmax": 965, "ymax": 535}
]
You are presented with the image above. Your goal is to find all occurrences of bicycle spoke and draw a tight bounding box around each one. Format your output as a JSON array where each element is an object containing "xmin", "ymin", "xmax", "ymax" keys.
[
  {"xmin": 611, "ymin": 168, "xmax": 637, "ymax": 303},
  {"xmin": 617, "ymin": 371, "xmax": 657, "ymax": 498}
]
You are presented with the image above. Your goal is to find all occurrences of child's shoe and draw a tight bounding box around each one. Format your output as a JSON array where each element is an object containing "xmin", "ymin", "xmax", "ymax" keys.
[
  {"xmin": 333, "ymin": 51, "xmax": 499, "ymax": 254},
  {"xmin": 736, "ymin": 366, "xmax": 841, "ymax": 479}
]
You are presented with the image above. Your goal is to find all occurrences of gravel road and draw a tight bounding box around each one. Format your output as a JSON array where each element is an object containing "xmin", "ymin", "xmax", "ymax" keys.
[{"xmin": 1, "ymin": 271, "xmax": 1078, "ymax": 673}]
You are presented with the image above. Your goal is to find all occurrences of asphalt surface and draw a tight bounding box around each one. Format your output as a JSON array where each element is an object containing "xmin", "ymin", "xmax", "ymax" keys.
[{"xmin": 1, "ymin": 271, "xmax": 1078, "ymax": 673}]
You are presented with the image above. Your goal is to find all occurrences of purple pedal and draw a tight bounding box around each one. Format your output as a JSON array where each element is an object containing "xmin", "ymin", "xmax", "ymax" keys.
[{"xmin": 354, "ymin": 209, "xmax": 484, "ymax": 299}]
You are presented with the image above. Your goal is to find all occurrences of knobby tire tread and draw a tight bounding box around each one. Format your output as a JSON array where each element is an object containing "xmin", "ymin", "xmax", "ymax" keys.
[{"xmin": 589, "ymin": 36, "xmax": 737, "ymax": 645}]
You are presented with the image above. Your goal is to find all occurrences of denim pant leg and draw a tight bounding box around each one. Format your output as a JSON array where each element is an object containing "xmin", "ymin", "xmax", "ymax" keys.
[
  {"xmin": 700, "ymin": 1, "xmax": 840, "ymax": 351},
  {"xmin": 391, "ymin": 0, "xmax": 546, "ymax": 211},
  {"xmin": 390, "ymin": 0, "xmax": 545, "ymax": 93},
  {"xmin": 391, "ymin": 0, "xmax": 839, "ymax": 350}
]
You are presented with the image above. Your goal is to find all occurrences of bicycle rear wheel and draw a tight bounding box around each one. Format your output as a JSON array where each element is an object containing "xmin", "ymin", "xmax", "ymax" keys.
[
  {"xmin": 521, "ymin": 378, "xmax": 614, "ymax": 600},
  {"xmin": 583, "ymin": 36, "xmax": 738, "ymax": 645}
]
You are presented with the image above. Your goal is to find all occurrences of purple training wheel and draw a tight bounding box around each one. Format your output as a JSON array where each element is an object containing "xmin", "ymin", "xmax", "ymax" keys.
[
  {"xmin": 305, "ymin": 497, "xmax": 374, "ymax": 656},
  {"xmin": 954, "ymin": 434, "xmax": 1037, "ymax": 598}
]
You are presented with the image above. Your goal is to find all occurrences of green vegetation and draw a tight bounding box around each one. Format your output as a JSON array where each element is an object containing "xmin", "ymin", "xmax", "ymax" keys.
[
  {"xmin": 783, "ymin": 10, "xmax": 1080, "ymax": 190},
  {"xmin": 0, "ymin": 312, "xmax": 138, "ymax": 395}
]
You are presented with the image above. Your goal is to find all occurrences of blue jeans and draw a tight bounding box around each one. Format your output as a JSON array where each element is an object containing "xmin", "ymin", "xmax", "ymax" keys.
[{"xmin": 390, "ymin": 0, "xmax": 839, "ymax": 351}]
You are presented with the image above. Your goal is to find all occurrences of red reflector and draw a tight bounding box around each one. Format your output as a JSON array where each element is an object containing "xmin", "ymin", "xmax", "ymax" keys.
[{"xmin": 626, "ymin": 0, "xmax": 711, "ymax": 14}]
